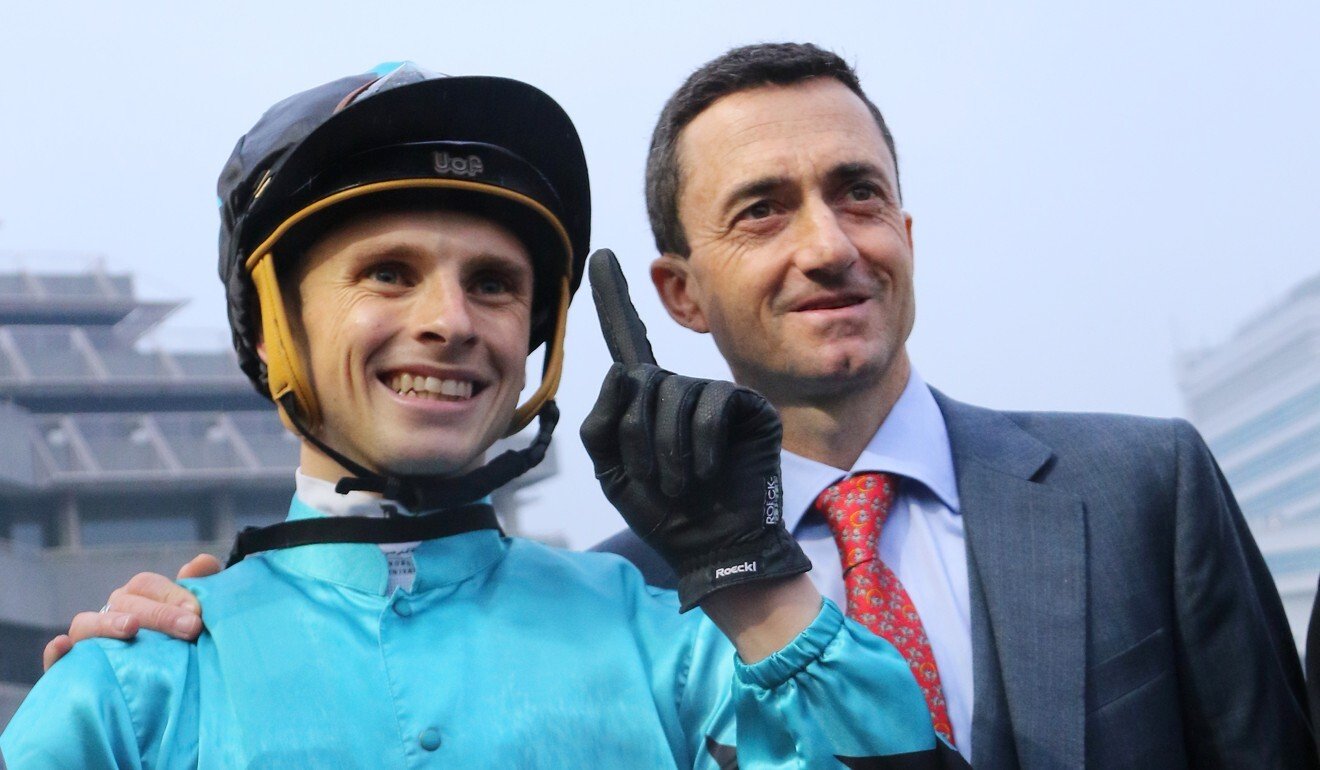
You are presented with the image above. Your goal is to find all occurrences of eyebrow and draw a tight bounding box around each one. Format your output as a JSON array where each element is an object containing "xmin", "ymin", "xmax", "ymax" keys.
[
  {"xmin": 826, "ymin": 161, "xmax": 894, "ymax": 195},
  {"xmin": 718, "ymin": 160, "xmax": 897, "ymax": 218},
  {"xmin": 719, "ymin": 176, "xmax": 790, "ymax": 220},
  {"xmin": 352, "ymin": 242, "xmax": 422, "ymax": 262},
  {"xmin": 350, "ymin": 240, "xmax": 528, "ymax": 267},
  {"xmin": 467, "ymin": 250, "xmax": 533, "ymax": 274}
]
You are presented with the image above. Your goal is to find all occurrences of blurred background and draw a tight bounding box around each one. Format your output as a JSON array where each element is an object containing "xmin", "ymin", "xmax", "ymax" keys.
[{"xmin": 2, "ymin": 1, "xmax": 1317, "ymax": 725}]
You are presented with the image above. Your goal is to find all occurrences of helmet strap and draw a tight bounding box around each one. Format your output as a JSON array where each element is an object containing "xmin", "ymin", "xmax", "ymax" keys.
[{"xmin": 277, "ymin": 392, "xmax": 558, "ymax": 512}]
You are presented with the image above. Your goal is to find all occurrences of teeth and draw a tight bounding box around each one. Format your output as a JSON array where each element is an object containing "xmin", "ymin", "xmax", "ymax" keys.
[
  {"xmin": 388, "ymin": 372, "xmax": 474, "ymax": 400},
  {"xmin": 439, "ymin": 380, "xmax": 472, "ymax": 398}
]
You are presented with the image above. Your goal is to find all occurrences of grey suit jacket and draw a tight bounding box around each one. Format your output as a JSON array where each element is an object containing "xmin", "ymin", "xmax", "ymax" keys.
[
  {"xmin": 594, "ymin": 390, "xmax": 1316, "ymax": 768},
  {"xmin": 1308, "ymin": 576, "xmax": 1320, "ymax": 746}
]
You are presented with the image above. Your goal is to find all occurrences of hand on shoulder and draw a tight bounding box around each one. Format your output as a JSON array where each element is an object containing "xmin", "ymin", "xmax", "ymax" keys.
[{"xmin": 42, "ymin": 553, "xmax": 221, "ymax": 671}]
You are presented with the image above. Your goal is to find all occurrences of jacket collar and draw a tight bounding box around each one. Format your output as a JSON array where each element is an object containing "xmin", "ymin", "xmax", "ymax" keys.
[
  {"xmin": 264, "ymin": 495, "xmax": 506, "ymax": 596},
  {"xmin": 933, "ymin": 389, "xmax": 1088, "ymax": 768}
]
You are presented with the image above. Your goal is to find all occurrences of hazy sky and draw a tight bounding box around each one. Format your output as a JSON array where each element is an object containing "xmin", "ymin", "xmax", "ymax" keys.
[{"xmin": 2, "ymin": 2, "xmax": 1317, "ymax": 547}]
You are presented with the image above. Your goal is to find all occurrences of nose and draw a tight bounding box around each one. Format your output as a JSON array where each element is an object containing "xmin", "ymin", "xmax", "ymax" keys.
[
  {"xmin": 792, "ymin": 198, "xmax": 858, "ymax": 278},
  {"xmin": 411, "ymin": 277, "xmax": 477, "ymax": 348}
]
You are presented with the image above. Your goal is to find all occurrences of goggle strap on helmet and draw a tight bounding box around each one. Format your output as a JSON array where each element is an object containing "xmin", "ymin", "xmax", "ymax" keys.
[
  {"xmin": 244, "ymin": 178, "xmax": 573, "ymax": 276},
  {"xmin": 276, "ymin": 391, "xmax": 560, "ymax": 512}
]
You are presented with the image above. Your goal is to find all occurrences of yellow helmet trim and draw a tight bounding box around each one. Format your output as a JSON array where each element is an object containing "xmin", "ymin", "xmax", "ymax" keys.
[{"xmin": 244, "ymin": 178, "xmax": 574, "ymax": 437}]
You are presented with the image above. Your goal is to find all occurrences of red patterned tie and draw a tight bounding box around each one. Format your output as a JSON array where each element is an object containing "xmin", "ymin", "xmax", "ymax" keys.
[{"xmin": 815, "ymin": 472, "xmax": 955, "ymax": 746}]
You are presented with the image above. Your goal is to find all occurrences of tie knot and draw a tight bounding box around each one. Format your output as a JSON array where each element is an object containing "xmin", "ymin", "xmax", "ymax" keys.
[{"xmin": 814, "ymin": 472, "xmax": 897, "ymax": 569}]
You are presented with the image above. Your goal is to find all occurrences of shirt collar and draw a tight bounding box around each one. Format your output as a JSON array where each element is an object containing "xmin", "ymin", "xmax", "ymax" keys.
[
  {"xmin": 780, "ymin": 369, "xmax": 960, "ymax": 532},
  {"xmin": 267, "ymin": 490, "xmax": 506, "ymax": 596}
]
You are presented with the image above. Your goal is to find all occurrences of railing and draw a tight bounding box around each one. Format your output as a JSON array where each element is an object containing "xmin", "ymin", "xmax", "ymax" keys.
[{"xmin": 0, "ymin": 536, "xmax": 44, "ymax": 557}]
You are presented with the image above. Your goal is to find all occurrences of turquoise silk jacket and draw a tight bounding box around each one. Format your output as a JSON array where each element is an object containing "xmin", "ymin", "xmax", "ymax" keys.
[{"xmin": 1, "ymin": 498, "xmax": 949, "ymax": 769}]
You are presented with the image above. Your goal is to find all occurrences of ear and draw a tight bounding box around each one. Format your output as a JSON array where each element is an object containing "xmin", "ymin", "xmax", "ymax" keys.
[
  {"xmin": 256, "ymin": 338, "xmax": 268, "ymax": 364},
  {"xmin": 903, "ymin": 211, "xmax": 914, "ymax": 251},
  {"xmin": 651, "ymin": 254, "xmax": 710, "ymax": 334}
]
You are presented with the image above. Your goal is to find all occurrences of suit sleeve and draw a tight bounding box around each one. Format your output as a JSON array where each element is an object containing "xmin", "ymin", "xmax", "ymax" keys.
[
  {"xmin": 675, "ymin": 599, "xmax": 962, "ymax": 768},
  {"xmin": 1308, "ymin": 575, "xmax": 1320, "ymax": 745},
  {"xmin": 0, "ymin": 643, "xmax": 143, "ymax": 770},
  {"xmin": 1169, "ymin": 419, "xmax": 1318, "ymax": 766}
]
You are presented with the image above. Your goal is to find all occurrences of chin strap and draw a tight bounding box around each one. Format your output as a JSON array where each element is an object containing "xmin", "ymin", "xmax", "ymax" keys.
[
  {"xmin": 339, "ymin": 404, "xmax": 558, "ymax": 510},
  {"xmin": 223, "ymin": 396, "xmax": 558, "ymax": 567},
  {"xmin": 286, "ymin": 393, "xmax": 554, "ymax": 501},
  {"xmin": 277, "ymin": 393, "xmax": 558, "ymax": 510}
]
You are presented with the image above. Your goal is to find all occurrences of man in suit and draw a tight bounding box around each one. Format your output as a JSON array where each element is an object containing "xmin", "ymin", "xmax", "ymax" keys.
[
  {"xmin": 594, "ymin": 42, "xmax": 1315, "ymax": 767},
  {"xmin": 46, "ymin": 42, "xmax": 1316, "ymax": 767}
]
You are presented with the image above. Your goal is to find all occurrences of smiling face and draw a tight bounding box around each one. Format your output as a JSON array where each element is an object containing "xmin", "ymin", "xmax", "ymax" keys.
[
  {"xmin": 652, "ymin": 77, "xmax": 914, "ymax": 409},
  {"xmin": 284, "ymin": 208, "xmax": 532, "ymax": 481}
]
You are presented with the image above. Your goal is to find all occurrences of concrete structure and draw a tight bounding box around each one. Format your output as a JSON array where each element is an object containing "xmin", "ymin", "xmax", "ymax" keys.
[
  {"xmin": 0, "ymin": 265, "xmax": 556, "ymax": 729},
  {"xmin": 1177, "ymin": 272, "xmax": 1320, "ymax": 651}
]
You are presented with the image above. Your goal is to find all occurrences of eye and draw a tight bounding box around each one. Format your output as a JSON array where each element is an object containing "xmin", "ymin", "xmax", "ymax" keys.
[
  {"xmin": 733, "ymin": 198, "xmax": 785, "ymax": 229},
  {"xmin": 743, "ymin": 201, "xmax": 775, "ymax": 220},
  {"xmin": 471, "ymin": 267, "xmax": 528, "ymax": 299},
  {"xmin": 845, "ymin": 183, "xmax": 880, "ymax": 203},
  {"xmin": 364, "ymin": 262, "xmax": 409, "ymax": 286},
  {"xmin": 474, "ymin": 274, "xmax": 510, "ymax": 295}
]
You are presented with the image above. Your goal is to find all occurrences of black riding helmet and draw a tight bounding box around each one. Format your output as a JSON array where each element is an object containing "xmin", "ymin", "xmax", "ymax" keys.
[{"xmin": 216, "ymin": 62, "xmax": 590, "ymax": 516}]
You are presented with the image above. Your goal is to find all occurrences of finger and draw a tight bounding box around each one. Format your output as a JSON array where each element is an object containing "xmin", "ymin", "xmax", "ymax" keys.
[
  {"xmin": 580, "ymin": 363, "xmax": 629, "ymax": 470},
  {"xmin": 654, "ymin": 375, "xmax": 704, "ymax": 497},
  {"xmin": 618, "ymin": 366, "xmax": 665, "ymax": 483},
  {"xmin": 67, "ymin": 610, "xmax": 138, "ymax": 645},
  {"xmin": 123, "ymin": 571, "xmax": 201, "ymax": 614},
  {"xmin": 177, "ymin": 553, "xmax": 223, "ymax": 580},
  {"xmin": 105, "ymin": 591, "xmax": 203, "ymax": 639},
  {"xmin": 42, "ymin": 634, "xmax": 73, "ymax": 671},
  {"xmin": 729, "ymin": 386, "xmax": 783, "ymax": 449},
  {"xmin": 691, "ymin": 380, "xmax": 739, "ymax": 480},
  {"xmin": 589, "ymin": 249, "xmax": 658, "ymax": 366}
]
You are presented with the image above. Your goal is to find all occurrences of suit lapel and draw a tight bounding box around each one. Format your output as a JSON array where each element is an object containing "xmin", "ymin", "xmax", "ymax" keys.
[{"xmin": 933, "ymin": 391, "xmax": 1087, "ymax": 769}]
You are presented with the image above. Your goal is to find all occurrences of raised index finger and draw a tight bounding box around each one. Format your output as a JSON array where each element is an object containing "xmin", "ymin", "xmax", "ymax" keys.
[{"xmin": 589, "ymin": 249, "xmax": 658, "ymax": 366}]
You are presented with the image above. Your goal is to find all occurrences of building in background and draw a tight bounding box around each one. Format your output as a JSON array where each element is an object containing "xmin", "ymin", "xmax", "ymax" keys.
[
  {"xmin": 0, "ymin": 265, "xmax": 556, "ymax": 728},
  {"xmin": 1177, "ymin": 272, "xmax": 1320, "ymax": 651}
]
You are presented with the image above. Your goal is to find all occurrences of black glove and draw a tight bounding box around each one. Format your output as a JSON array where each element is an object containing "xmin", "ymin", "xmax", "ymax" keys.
[{"xmin": 580, "ymin": 249, "xmax": 811, "ymax": 612}]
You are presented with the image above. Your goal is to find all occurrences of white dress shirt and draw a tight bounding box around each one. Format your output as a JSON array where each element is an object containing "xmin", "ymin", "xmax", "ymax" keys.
[{"xmin": 781, "ymin": 370, "xmax": 973, "ymax": 760}]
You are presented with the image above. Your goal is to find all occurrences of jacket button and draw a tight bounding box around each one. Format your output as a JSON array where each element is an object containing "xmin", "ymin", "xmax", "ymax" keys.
[
  {"xmin": 419, "ymin": 727, "xmax": 441, "ymax": 751},
  {"xmin": 394, "ymin": 598, "xmax": 413, "ymax": 617}
]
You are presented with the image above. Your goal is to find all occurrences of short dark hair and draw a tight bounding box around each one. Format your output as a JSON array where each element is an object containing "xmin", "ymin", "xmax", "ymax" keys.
[{"xmin": 645, "ymin": 42, "xmax": 900, "ymax": 256}]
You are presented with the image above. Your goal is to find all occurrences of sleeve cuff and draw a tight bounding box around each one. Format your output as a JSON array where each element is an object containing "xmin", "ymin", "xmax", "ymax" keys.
[{"xmin": 734, "ymin": 597, "xmax": 843, "ymax": 690}]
